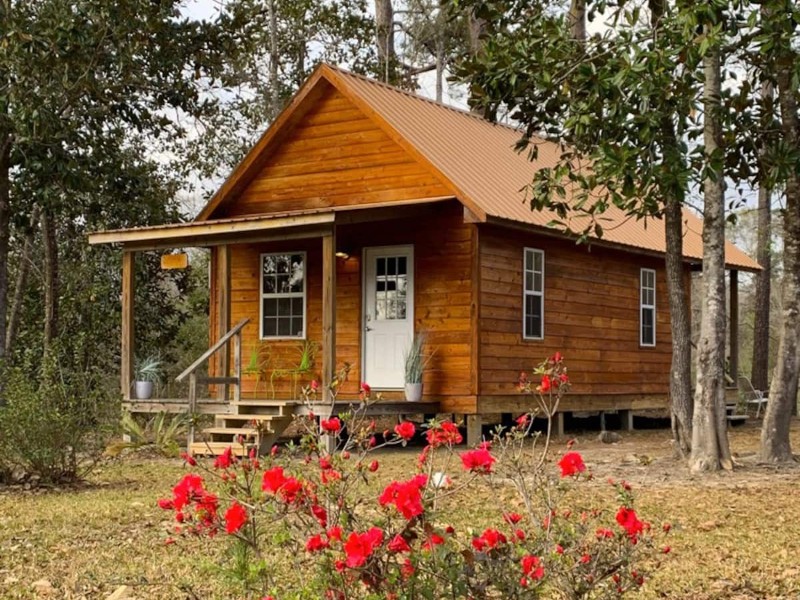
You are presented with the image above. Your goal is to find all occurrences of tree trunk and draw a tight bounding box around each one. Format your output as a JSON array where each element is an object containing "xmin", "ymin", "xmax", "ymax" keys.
[
  {"xmin": 665, "ymin": 198, "xmax": 693, "ymax": 456},
  {"xmin": 434, "ymin": 31, "xmax": 444, "ymax": 103},
  {"xmin": 751, "ymin": 80, "xmax": 774, "ymax": 392},
  {"xmin": 42, "ymin": 209, "xmax": 59, "ymax": 356},
  {"xmin": 0, "ymin": 136, "xmax": 10, "ymax": 369},
  {"xmin": 268, "ymin": 0, "xmax": 280, "ymax": 119},
  {"xmin": 689, "ymin": 26, "xmax": 732, "ymax": 473},
  {"xmin": 5, "ymin": 205, "xmax": 39, "ymax": 355},
  {"xmin": 374, "ymin": 0, "xmax": 395, "ymax": 83},
  {"xmin": 648, "ymin": 0, "xmax": 692, "ymax": 456},
  {"xmin": 568, "ymin": 0, "xmax": 586, "ymax": 41},
  {"xmin": 759, "ymin": 54, "xmax": 800, "ymax": 464}
]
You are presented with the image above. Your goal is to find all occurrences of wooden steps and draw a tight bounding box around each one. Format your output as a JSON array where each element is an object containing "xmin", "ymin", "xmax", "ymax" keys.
[{"xmin": 190, "ymin": 400, "xmax": 297, "ymax": 457}]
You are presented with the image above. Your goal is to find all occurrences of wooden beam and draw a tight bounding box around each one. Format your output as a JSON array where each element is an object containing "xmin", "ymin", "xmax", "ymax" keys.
[
  {"xmin": 729, "ymin": 269, "xmax": 739, "ymax": 379},
  {"xmin": 322, "ymin": 231, "xmax": 337, "ymax": 403},
  {"xmin": 217, "ymin": 244, "xmax": 231, "ymax": 401},
  {"xmin": 88, "ymin": 213, "xmax": 335, "ymax": 246},
  {"xmin": 470, "ymin": 224, "xmax": 481, "ymax": 397},
  {"xmin": 121, "ymin": 251, "xmax": 135, "ymax": 400}
]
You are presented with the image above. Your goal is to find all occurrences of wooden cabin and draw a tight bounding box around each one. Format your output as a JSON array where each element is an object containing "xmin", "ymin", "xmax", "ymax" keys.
[{"xmin": 89, "ymin": 65, "xmax": 760, "ymax": 454}]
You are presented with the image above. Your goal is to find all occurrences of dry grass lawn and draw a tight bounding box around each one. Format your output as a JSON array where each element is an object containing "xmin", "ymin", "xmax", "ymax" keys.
[{"xmin": 2, "ymin": 421, "xmax": 800, "ymax": 599}]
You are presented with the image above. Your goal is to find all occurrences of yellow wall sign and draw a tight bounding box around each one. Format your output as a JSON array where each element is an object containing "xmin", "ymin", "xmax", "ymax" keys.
[{"xmin": 161, "ymin": 253, "xmax": 189, "ymax": 270}]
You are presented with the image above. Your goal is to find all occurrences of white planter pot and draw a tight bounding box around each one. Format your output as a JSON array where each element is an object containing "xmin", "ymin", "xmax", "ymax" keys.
[
  {"xmin": 135, "ymin": 381, "xmax": 154, "ymax": 400},
  {"xmin": 404, "ymin": 382, "xmax": 423, "ymax": 402}
]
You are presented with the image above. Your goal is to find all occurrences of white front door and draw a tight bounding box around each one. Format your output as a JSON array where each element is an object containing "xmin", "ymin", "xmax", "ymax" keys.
[{"xmin": 362, "ymin": 245, "xmax": 414, "ymax": 388}]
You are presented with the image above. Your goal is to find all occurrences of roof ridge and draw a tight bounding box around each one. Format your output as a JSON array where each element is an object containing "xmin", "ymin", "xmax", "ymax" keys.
[{"xmin": 324, "ymin": 64, "xmax": 525, "ymax": 135}]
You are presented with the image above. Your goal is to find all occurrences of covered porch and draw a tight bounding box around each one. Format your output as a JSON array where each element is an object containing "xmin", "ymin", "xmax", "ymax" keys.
[{"xmin": 89, "ymin": 199, "xmax": 460, "ymax": 454}]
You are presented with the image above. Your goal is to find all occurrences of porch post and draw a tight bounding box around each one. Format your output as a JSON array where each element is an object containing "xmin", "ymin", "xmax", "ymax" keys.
[
  {"xmin": 729, "ymin": 269, "xmax": 739, "ymax": 381},
  {"xmin": 322, "ymin": 230, "xmax": 336, "ymax": 403},
  {"xmin": 217, "ymin": 244, "xmax": 231, "ymax": 401},
  {"xmin": 121, "ymin": 250, "xmax": 135, "ymax": 400}
]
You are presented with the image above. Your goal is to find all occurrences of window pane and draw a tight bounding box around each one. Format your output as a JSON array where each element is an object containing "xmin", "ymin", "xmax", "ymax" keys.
[
  {"xmin": 291, "ymin": 317, "xmax": 304, "ymax": 337},
  {"xmin": 525, "ymin": 271, "xmax": 533, "ymax": 292},
  {"xmin": 278, "ymin": 297, "xmax": 291, "ymax": 316},
  {"xmin": 264, "ymin": 298, "xmax": 277, "ymax": 317},
  {"xmin": 533, "ymin": 272, "xmax": 543, "ymax": 292},
  {"xmin": 278, "ymin": 317, "xmax": 291, "ymax": 337},
  {"xmin": 642, "ymin": 308, "xmax": 655, "ymax": 345},
  {"xmin": 534, "ymin": 251, "xmax": 543, "ymax": 272},
  {"xmin": 525, "ymin": 295, "xmax": 542, "ymax": 338},
  {"xmin": 377, "ymin": 257, "xmax": 385, "ymax": 276},
  {"xmin": 398, "ymin": 256, "xmax": 407, "ymax": 275},
  {"xmin": 288, "ymin": 255, "xmax": 304, "ymax": 293},
  {"xmin": 291, "ymin": 297, "xmax": 303, "ymax": 316},
  {"xmin": 263, "ymin": 317, "xmax": 277, "ymax": 337},
  {"xmin": 263, "ymin": 255, "xmax": 276, "ymax": 275}
]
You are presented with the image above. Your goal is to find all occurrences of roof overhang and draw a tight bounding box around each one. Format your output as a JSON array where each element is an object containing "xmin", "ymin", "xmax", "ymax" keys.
[
  {"xmin": 88, "ymin": 213, "xmax": 336, "ymax": 251},
  {"xmin": 88, "ymin": 196, "xmax": 455, "ymax": 251},
  {"xmin": 484, "ymin": 216, "xmax": 761, "ymax": 273}
]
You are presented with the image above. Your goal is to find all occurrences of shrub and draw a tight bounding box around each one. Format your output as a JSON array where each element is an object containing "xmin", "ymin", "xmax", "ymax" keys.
[
  {"xmin": 0, "ymin": 366, "xmax": 119, "ymax": 483},
  {"xmin": 159, "ymin": 354, "xmax": 671, "ymax": 598}
]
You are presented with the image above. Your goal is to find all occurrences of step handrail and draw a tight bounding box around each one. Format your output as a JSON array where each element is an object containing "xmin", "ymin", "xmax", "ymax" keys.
[{"xmin": 176, "ymin": 318, "xmax": 250, "ymax": 382}]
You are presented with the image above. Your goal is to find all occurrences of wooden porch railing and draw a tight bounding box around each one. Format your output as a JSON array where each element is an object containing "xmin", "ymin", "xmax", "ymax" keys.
[{"xmin": 176, "ymin": 317, "xmax": 249, "ymax": 449}]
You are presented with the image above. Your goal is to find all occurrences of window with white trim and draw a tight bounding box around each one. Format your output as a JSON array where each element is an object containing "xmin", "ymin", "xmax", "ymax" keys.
[
  {"xmin": 523, "ymin": 248, "xmax": 545, "ymax": 339},
  {"xmin": 260, "ymin": 252, "xmax": 306, "ymax": 338},
  {"xmin": 640, "ymin": 268, "xmax": 656, "ymax": 347}
]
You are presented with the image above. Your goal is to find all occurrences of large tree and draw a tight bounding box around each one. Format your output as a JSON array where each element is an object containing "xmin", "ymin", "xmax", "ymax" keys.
[
  {"xmin": 754, "ymin": 0, "xmax": 800, "ymax": 463},
  {"xmin": 454, "ymin": 0, "xmax": 702, "ymax": 455}
]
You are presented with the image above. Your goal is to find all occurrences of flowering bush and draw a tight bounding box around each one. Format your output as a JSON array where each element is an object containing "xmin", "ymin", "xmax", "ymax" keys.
[{"xmin": 159, "ymin": 353, "xmax": 671, "ymax": 598}]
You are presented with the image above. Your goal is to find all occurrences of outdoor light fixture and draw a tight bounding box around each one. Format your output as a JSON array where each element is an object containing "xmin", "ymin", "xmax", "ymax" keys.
[{"xmin": 335, "ymin": 251, "xmax": 350, "ymax": 260}]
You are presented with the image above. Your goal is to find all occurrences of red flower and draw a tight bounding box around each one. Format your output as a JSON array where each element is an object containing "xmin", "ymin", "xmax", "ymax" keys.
[
  {"xmin": 422, "ymin": 533, "xmax": 445, "ymax": 551},
  {"xmin": 401, "ymin": 558, "xmax": 415, "ymax": 579},
  {"xmin": 172, "ymin": 474, "xmax": 205, "ymax": 511},
  {"xmin": 580, "ymin": 553, "xmax": 591, "ymax": 564},
  {"xmin": 179, "ymin": 451, "xmax": 197, "ymax": 466},
  {"xmin": 503, "ymin": 512, "xmax": 523, "ymax": 525},
  {"xmin": 662, "ymin": 545, "xmax": 671, "ymax": 554},
  {"xmin": 319, "ymin": 455, "xmax": 333, "ymax": 470},
  {"xmin": 306, "ymin": 533, "xmax": 329, "ymax": 552},
  {"xmin": 616, "ymin": 507, "xmax": 644, "ymax": 542},
  {"xmin": 460, "ymin": 448, "xmax": 495, "ymax": 474},
  {"xmin": 321, "ymin": 417, "xmax": 342, "ymax": 433},
  {"xmin": 311, "ymin": 504, "xmax": 328, "ymax": 528},
  {"xmin": 539, "ymin": 374, "xmax": 552, "ymax": 393},
  {"xmin": 596, "ymin": 528, "xmax": 614, "ymax": 539},
  {"xmin": 343, "ymin": 527, "xmax": 383, "ymax": 568},
  {"xmin": 521, "ymin": 555, "xmax": 544, "ymax": 580},
  {"xmin": 369, "ymin": 460, "xmax": 379, "ymax": 472},
  {"xmin": 553, "ymin": 351, "xmax": 563, "ymax": 362},
  {"xmin": 558, "ymin": 451, "xmax": 586, "ymax": 477},
  {"xmin": 387, "ymin": 534, "xmax": 411, "ymax": 553},
  {"xmin": 262, "ymin": 466, "xmax": 288, "ymax": 494},
  {"xmin": 327, "ymin": 526, "xmax": 343, "ymax": 542},
  {"xmin": 261, "ymin": 467, "xmax": 304, "ymax": 503},
  {"xmin": 472, "ymin": 528, "xmax": 507, "ymax": 551},
  {"xmin": 554, "ymin": 544, "xmax": 564, "ymax": 554},
  {"xmin": 379, "ymin": 475, "xmax": 427, "ymax": 520},
  {"xmin": 214, "ymin": 446, "xmax": 234, "ymax": 469},
  {"xmin": 321, "ymin": 469, "xmax": 342, "ymax": 485},
  {"xmin": 559, "ymin": 373, "xmax": 569, "ymax": 383},
  {"xmin": 515, "ymin": 414, "xmax": 529, "ymax": 428},
  {"xmin": 394, "ymin": 421, "xmax": 416, "ymax": 441},
  {"xmin": 158, "ymin": 498, "xmax": 174, "ymax": 510},
  {"xmin": 310, "ymin": 379, "xmax": 320, "ymax": 391},
  {"xmin": 360, "ymin": 382, "xmax": 371, "ymax": 394},
  {"xmin": 426, "ymin": 421, "xmax": 463, "ymax": 447},
  {"xmin": 224, "ymin": 502, "xmax": 247, "ymax": 534},
  {"xmin": 514, "ymin": 529, "xmax": 526, "ymax": 541}
]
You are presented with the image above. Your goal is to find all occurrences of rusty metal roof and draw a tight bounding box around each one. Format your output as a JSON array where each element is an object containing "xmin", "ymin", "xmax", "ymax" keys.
[{"xmin": 324, "ymin": 66, "xmax": 759, "ymax": 271}]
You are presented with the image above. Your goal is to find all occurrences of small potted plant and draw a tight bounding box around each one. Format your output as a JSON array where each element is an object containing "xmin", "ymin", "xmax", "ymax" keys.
[
  {"xmin": 404, "ymin": 334, "xmax": 430, "ymax": 402},
  {"xmin": 134, "ymin": 355, "xmax": 162, "ymax": 400}
]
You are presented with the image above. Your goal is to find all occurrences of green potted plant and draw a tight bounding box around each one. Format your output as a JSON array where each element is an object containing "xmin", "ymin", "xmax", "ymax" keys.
[
  {"xmin": 134, "ymin": 355, "xmax": 162, "ymax": 400},
  {"xmin": 403, "ymin": 334, "xmax": 430, "ymax": 402}
]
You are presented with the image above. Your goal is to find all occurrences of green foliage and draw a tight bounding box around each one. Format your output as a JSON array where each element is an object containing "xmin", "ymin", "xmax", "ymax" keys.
[
  {"xmin": 107, "ymin": 412, "xmax": 189, "ymax": 458},
  {"xmin": 134, "ymin": 356, "xmax": 163, "ymax": 384},
  {"xmin": 403, "ymin": 334, "xmax": 430, "ymax": 384},
  {"xmin": 0, "ymin": 366, "xmax": 119, "ymax": 484}
]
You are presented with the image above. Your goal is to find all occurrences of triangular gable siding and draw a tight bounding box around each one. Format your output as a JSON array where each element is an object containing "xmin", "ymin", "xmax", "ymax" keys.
[{"xmin": 219, "ymin": 85, "xmax": 452, "ymax": 218}]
